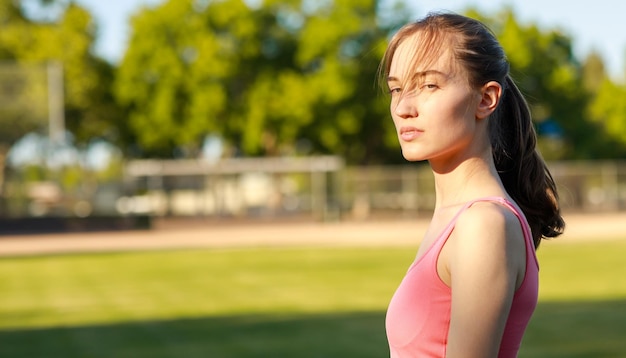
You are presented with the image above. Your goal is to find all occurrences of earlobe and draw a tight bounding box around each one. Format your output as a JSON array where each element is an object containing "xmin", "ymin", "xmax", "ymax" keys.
[{"xmin": 476, "ymin": 81, "xmax": 502, "ymax": 120}]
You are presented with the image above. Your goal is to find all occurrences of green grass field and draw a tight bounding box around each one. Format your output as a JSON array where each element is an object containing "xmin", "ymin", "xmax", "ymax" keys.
[{"xmin": 1, "ymin": 239, "xmax": 625, "ymax": 357}]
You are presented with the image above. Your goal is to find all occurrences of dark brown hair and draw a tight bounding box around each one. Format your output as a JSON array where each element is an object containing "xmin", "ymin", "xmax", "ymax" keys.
[{"xmin": 379, "ymin": 12, "xmax": 564, "ymax": 247}]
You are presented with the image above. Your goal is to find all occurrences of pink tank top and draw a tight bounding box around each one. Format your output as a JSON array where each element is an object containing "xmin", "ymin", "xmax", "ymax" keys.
[{"xmin": 385, "ymin": 197, "xmax": 538, "ymax": 358}]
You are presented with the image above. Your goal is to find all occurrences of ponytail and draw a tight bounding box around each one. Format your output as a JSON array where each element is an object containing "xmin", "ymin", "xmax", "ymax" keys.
[{"xmin": 490, "ymin": 75, "xmax": 565, "ymax": 247}]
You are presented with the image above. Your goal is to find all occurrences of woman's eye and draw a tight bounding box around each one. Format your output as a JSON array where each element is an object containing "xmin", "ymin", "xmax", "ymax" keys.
[
  {"xmin": 423, "ymin": 83, "xmax": 438, "ymax": 90},
  {"xmin": 389, "ymin": 87, "xmax": 401, "ymax": 95}
]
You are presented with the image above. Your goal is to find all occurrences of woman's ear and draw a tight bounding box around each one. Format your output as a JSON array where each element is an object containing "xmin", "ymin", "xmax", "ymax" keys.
[{"xmin": 476, "ymin": 81, "xmax": 502, "ymax": 119}]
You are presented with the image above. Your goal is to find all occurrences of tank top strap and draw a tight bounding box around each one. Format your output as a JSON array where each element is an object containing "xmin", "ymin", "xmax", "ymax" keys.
[
  {"xmin": 457, "ymin": 197, "xmax": 536, "ymax": 265},
  {"xmin": 432, "ymin": 196, "xmax": 535, "ymax": 257},
  {"xmin": 434, "ymin": 196, "xmax": 505, "ymax": 242},
  {"xmin": 480, "ymin": 197, "xmax": 537, "ymax": 267},
  {"xmin": 412, "ymin": 196, "xmax": 536, "ymax": 272},
  {"xmin": 415, "ymin": 197, "xmax": 502, "ymax": 267}
]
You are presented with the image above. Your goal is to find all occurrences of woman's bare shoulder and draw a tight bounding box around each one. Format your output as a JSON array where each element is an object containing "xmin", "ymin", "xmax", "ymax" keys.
[{"xmin": 452, "ymin": 200, "xmax": 525, "ymax": 251}]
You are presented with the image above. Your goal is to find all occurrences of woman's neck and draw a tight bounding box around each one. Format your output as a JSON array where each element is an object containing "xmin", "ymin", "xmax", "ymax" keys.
[{"xmin": 431, "ymin": 154, "xmax": 506, "ymax": 210}]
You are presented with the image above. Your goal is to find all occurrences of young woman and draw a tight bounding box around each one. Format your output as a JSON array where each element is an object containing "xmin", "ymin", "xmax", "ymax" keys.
[{"xmin": 380, "ymin": 13, "xmax": 565, "ymax": 358}]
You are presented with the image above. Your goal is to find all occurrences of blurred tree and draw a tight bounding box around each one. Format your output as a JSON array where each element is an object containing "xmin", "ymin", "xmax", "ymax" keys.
[
  {"xmin": 115, "ymin": 0, "xmax": 246, "ymax": 158},
  {"xmin": 116, "ymin": 0, "xmax": 410, "ymax": 163},
  {"xmin": 10, "ymin": 3, "xmax": 123, "ymax": 144},
  {"xmin": 580, "ymin": 52, "xmax": 626, "ymax": 158},
  {"xmin": 117, "ymin": 2, "xmax": 626, "ymax": 162},
  {"xmin": 0, "ymin": 0, "xmax": 118, "ymax": 144},
  {"xmin": 582, "ymin": 50, "xmax": 607, "ymax": 93},
  {"xmin": 587, "ymin": 78, "xmax": 626, "ymax": 156},
  {"xmin": 0, "ymin": 0, "xmax": 55, "ymax": 201},
  {"xmin": 0, "ymin": 62, "xmax": 48, "ymax": 199},
  {"xmin": 0, "ymin": 0, "xmax": 122, "ymax": 211},
  {"xmin": 0, "ymin": 1, "xmax": 47, "ymax": 190}
]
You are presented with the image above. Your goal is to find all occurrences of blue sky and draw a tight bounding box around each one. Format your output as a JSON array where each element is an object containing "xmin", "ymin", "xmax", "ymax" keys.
[{"xmin": 74, "ymin": 0, "xmax": 626, "ymax": 80}]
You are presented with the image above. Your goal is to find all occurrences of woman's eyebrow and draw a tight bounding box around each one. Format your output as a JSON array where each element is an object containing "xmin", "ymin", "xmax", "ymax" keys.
[
  {"xmin": 415, "ymin": 70, "xmax": 447, "ymax": 78},
  {"xmin": 387, "ymin": 70, "xmax": 447, "ymax": 83}
]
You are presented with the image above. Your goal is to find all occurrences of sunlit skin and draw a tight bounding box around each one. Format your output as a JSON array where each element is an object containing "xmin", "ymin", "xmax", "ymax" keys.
[
  {"xmin": 388, "ymin": 36, "xmax": 484, "ymax": 172},
  {"xmin": 388, "ymin": 33, "xmax": 529, "ymax": 358}
]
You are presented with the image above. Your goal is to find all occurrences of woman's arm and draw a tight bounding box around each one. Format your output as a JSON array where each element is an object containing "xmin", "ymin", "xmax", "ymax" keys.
[{"xmin": 442, "ymin": 202, "xmax": 527, "ymax": 358}]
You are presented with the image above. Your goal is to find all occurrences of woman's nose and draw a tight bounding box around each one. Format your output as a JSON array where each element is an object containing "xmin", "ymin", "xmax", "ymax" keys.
[{"xmin": 393, "ymin": 94, "xmax": 418, "ymax": 119}]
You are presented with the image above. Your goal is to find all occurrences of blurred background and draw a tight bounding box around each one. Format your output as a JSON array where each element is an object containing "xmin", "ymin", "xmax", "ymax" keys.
[
  {"xmin": 0, "ymin": 0, "xmax": 625, "ymax": 226},
  {"xmin": 1, "ymin": 0, "xmax": 625, "ymax": 357}
]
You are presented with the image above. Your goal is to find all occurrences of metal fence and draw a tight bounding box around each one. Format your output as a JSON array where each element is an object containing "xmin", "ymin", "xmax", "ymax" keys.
[
  {"xmin": 549, "ymin": 161, "xmax": 626, "ymax": 212},
  {"xmin": 341, "ymin": 161, "xmax": 626, "ymax": 218},
  {"xmin": 119, "ymin": 157, "xmax": 626, "ymax": 220},
  {"xmin": 6, "ymin": 157, "xmax": 625, "ymax": 220},
  {"xmin": 121, "ymin": 156, "xmax": 345, "ymax": 220}
]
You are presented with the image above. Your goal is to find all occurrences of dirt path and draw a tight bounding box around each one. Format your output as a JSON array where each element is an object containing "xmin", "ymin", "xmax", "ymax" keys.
[{"xmin": 0, "ymin": 212, "xmax": 624, "ymax": 257}]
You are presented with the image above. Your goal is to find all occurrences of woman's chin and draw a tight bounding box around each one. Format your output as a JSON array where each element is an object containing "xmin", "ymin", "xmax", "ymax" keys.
[{"xmin": 401, "ymin": 150, "xmax": 426, "ymax": 162}]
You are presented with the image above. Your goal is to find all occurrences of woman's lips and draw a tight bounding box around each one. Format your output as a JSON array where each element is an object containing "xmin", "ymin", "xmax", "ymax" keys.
[{"xmin": 399, "ymin": 127, "xmax": 422, "ymax": 141}]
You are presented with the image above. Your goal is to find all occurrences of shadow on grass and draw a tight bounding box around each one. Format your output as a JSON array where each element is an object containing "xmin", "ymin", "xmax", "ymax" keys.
[
  {"xmin": 1, "ymin": 300, "xmax": 625, "ymax": 358},
  {"xmin": 0, "ymin": 312, "xmax": 388, "ymax": 358},
  {"xmin": 520, "ymin": 299, "xmax": 626, "ymax": 358}
]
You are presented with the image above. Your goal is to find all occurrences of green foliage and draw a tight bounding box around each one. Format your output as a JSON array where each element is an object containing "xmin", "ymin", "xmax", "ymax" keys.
[
  {"xmin": 0, "ymin": 1, "xmax": 50, "ymax": 146},
  {"xmin": 0, "ymin": 0, "xmax": 125, "ymax": 209},
  {"xmin": 587, "ymin": 79, "xmax": 626, "ymax": 153},
  {"xmin": 116, "ymin": 0, "xmax": 408, "ymax": 162},
  {"xmin": 116, "ymin": 0, "xmax": 249, "ymax": 157},
  {"xmin": 0, "ymin": 63, "xmax": 48, "ymax": 146},
  {"xmin": 4, "ymin": 0, "xmax": 626, "ymax": 163},
  {"xmin": 117, "ymin": 2, "xmax": 626, "ymax": 162},
  {"xmin": 0, "ymin": 1, "xmax": 124, "ymax": 145},
  {"xmin": 582, "ymin": 51, "xmax": 607, "ymax": 93}
]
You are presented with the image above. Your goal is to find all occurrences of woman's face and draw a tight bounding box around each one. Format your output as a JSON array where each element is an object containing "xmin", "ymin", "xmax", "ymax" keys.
[{"xmin": 387, "ymin": 34, "xmax": 485, "ymax": 168}]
